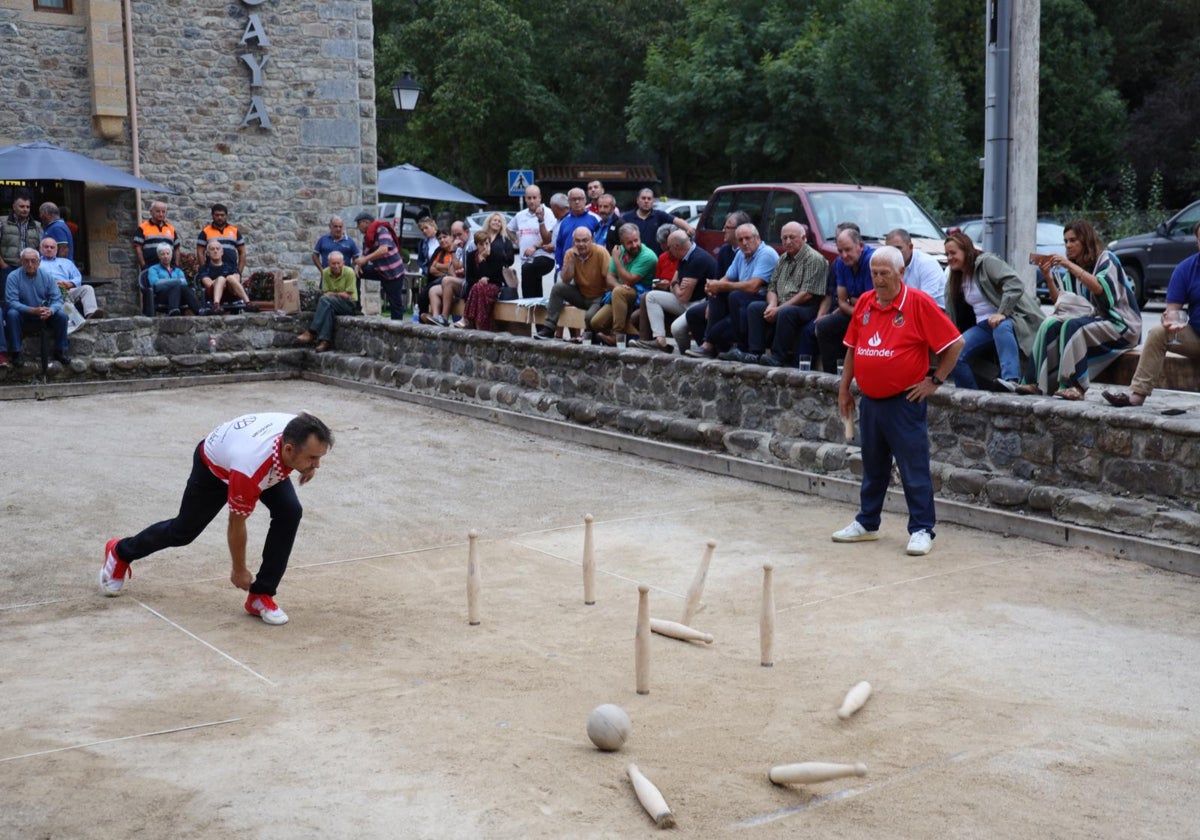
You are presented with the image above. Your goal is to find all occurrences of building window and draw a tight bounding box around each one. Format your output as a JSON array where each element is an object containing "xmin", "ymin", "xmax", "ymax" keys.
[{"xmin": 35, "ymin": 0, "xmax": 73, "ymax": 12}]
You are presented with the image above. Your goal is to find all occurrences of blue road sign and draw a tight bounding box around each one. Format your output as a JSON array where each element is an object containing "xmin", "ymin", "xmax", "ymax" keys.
[{"xmin": 508, "ymin": 169, "xmax": 535, "ymax": 197}]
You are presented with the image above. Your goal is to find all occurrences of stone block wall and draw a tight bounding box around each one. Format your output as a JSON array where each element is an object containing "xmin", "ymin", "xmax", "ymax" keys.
[{"xmin": 0, "ymin": 0, "xmax": 377, "ymax": 313}]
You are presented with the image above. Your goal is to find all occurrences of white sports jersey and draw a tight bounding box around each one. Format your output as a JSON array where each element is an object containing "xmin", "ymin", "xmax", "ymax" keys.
[{"xmin": 201, "ymin": 413, "xmax": 295, "ymax": 516}]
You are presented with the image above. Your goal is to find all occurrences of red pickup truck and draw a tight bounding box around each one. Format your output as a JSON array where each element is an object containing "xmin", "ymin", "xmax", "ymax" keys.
[{"xmin": 694, "ymin": 182, "xmax": 947, "ymax": 266}]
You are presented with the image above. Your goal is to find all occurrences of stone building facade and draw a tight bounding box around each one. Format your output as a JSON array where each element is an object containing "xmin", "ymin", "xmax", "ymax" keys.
[{"xmin": 0, "ymin": 0, "xmax": 378, "ymax": 313}]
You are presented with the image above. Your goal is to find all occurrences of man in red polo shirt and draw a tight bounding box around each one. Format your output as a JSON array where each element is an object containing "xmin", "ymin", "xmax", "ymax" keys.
[{"xmin": 832, "ymin": 246, "xmax": 963, "ymax": 556}]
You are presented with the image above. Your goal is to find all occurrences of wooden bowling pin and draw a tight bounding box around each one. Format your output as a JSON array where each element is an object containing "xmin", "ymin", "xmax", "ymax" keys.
[
  {"xmin": 466, "ymin": 529, "xmax": 480, "ymax": 626},
  {"xmin": 768, "ymin": 762, "xmax": 867, "ymax": 785},
  {"xmin": 838, "ymin": 681, "xmax": 872, "ymax": 719},
  {"xmin": 650, "ymin": 618, "xmax": 713, "ymax": 644},
  {"xmin": 636, "ymin": 585, "xmax": 650, "ymax": 695},
  {"xmin": 680, "ymin": 539, "xmax": 716, "ymax": 625},
  {"xmin": 582, "ymin": 513, "xmax": 596, "ymax": 605},
  {"xmin": 760, "ymin": 564, "xmax": 775, "ymax": 667},
  {"xmin": 627, "ymin": 763, "xmax": 675, "ymax": 828}
]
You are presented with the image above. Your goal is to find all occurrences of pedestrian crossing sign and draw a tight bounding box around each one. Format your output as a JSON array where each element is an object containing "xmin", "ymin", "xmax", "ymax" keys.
[{"xmin": 508, "ymin": 169, "xmax": 535, "ymax": 196}]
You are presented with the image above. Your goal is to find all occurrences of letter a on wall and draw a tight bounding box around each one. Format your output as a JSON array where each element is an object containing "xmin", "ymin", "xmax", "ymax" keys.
[{"xmin": 241, "ymin": 96, "xmax": 273, "ymax": 129}]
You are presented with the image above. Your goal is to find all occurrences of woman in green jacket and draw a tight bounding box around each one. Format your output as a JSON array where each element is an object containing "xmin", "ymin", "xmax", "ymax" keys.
[{"xmin": 943, "ymin": 231, "xmax": 1045, "ymax": 390}]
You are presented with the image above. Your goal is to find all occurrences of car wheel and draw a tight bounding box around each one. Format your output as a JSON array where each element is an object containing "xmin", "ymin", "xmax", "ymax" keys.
[{"xmin": 1124, "ymin": 262, "xmax": 1145, "ymax": 308}]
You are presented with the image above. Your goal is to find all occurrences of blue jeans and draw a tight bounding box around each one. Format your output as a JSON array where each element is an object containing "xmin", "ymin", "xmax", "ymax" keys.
[
  {"xmin": 116, "ymin": 442, "xmax": 303, "ymax": 596},
  {"xmin": 952, "ymin": 320, "xmax": 1021, "ymax": 389},
  {"xmin": 703, "ymin": 290, "xmax": 763, "ymax": 351},
  {"xmin": 856, "ymin": 393, "xmax": 936, "ymax": 536}
]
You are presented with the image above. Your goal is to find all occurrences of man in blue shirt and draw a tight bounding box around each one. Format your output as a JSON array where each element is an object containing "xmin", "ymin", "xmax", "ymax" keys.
[
  {"xmin": 5, "ymin": 248, "xmax": 70, "ymax": 365},
  {"xmin": 40, "ymin": 202, "xmax": 74, "ymax": 261},
  {"xmin": 814, "ymin": 227, "xmax": 875, "ymax": 373},
  {"xmin": 685, "ymin": 223, "xmax": 780, "ymax": 358},
  {"xmin": 1103, "ymin": 220, "xmax": 1200, "ymax": 407},
  {"xmin": 553, "ymin": 188, "xmax": 600, "ymax": 272},
  {"xmin": 311, "ymin": 216, "xmax": 360, "ymax": 271}
]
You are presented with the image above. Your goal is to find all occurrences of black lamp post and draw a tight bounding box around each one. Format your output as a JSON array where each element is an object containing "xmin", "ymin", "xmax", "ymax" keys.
[{"xmin": 390, "ymin": 70, "xmax": 422, "ymax": 113}]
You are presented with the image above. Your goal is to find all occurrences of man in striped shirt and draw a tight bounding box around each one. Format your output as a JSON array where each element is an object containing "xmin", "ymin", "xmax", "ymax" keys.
[{"xmin": 99, "ymin": 413, "xmax": 334, "ymax": 625}]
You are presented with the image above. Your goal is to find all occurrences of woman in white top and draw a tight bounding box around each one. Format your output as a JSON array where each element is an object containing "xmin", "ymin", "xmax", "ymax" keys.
[{"xmin": 943, "ymin": 231, "xmax": 1045, "ymax": 390}]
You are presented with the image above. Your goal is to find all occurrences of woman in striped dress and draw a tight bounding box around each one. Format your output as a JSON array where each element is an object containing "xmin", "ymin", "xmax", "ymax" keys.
[{"xmin": 1017, "ymin": 220, "xmax": 1141, "ymax": 400}]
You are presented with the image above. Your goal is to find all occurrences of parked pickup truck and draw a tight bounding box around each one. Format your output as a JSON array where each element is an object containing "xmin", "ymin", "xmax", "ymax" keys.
[{"xmin": 694, "ymin": 183, "xmax": 947, "ymax": 266}]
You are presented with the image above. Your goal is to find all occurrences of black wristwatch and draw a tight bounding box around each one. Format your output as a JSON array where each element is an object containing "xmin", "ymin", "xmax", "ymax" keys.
[{"xmin": 929, "ymin": 374, "xmax": 944, "ymax": 386}]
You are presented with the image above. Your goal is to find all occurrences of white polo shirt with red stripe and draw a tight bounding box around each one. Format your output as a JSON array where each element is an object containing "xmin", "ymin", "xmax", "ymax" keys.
[
  {"xmin": 844, "ymin": 285, "xmax": 960, "ymax": 400},
  {"xmin": 201, "ymin": 413, "xmax": 295, "ymax": 516}
]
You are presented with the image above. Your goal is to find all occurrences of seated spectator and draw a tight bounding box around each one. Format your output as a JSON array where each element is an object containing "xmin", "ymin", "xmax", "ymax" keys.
[
  {"xmin": 1104, "ymin": 221, "xmax": 1200, "ymax": 407},
  {"xmin": 682, "ymin": 211, "xmax": 750, "ymax": 353},
  {"xmin": 1017, "ymin": 220, "xmax": 1141, "ymax": 399},
  {"xmin": 39, "ymin": 237, "xmax": 107, "ymax": 319},
  {"xmin": 311, "ymin": 216, "xmax": 360, "ymax": 271},
  {"xmin": 147, "ymin": 243, "xmax": 204, "ymax": 316},
  {"xmin": 588, "ymin": 224, "xmax": 657, "ymax": 345},
  {"xmin": 196, "ymin": 240, "xmax": 250, "ymax": 313},
  {"xmin": 688, "ymin": 223, "xmax": 779, "ymax": 358},
  {"xmin": 731, "ymin": 222, "xmax": 828, "ymax": 366},
  {"xmin": 535, "ymin": 227, "xmax": 610, "ymax": 340},
  {"xmin": 415, "ymin": 216, "xmax": 439, "ymax": 279},
  {"xmin": 456, "ymin": 231, "xmax": 507, "ymax": 331},
  {"xmin": 943, "ymin": 232, "xmax": 1043, "ymax": 391},
  {"xmin": 886, "ymin": 228, "xmax": 946, "ymax": 308},
  {"xmin": 631, "ymin": 230, "xmax": 717, "ymax": 353},
  {"xmin": 425, "ymin": 230, "xmax": 464, "ymax": 326},
  {"xmin": 479, "ymin": 212, "xmax": 517, "ymax": 299},
  {"xmin": 4, "ymin": 248, "xmax": 70, "ymax": 365},
  {"xmin": 296, "ymin": 250, "xmax": 358, "ymax": 352},
  {"xmin": 593, "ymin": 194, "xmax": 623, "ymax": 250},
  {"xmin": 812, "ymin": 227, "xmax": 874, "ymax": 372}
]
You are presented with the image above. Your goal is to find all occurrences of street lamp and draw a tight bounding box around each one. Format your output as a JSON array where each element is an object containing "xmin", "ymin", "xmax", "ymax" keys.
[{"xmin": 391, "ymin": 71, "xmax": 421, "ymax": 113}]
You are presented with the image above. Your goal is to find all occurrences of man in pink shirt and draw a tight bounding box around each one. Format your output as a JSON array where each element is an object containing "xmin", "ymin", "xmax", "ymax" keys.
[{"xmin": 99, "ymin": 412, "xmax": 333, "ymax": 625}]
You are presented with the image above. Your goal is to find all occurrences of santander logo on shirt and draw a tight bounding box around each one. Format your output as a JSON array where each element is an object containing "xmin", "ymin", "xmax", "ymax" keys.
[{"xmin": 858, "ymin": 331, "xmax": 895, "ymax": 358}]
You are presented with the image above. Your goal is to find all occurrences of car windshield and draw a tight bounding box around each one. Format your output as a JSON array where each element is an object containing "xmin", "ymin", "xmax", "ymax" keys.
[{"xmin": 809, "ymin": 191, "xmax": 943, "ymax": 241}]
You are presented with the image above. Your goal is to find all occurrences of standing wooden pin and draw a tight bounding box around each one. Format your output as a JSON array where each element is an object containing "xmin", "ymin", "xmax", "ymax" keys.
[
  {"xmin": 635, "ymin": 584, "xmax": 651, "ymax": 695},
  {"xmin": 582, "ymin": 513, "xmax": 596, "ymax": 605},
  {"xmin": 838, "ymin": 680, "xmax": 872, "ymax": 719},
  {"xmin": 760, "ymin": 563, "xmax": 775, "ymax": 667},
  {"xmin": 680, "ymin": 539, "xmax": 716, "ymax": 626},
  {"xmin": 627, "ymin": 763, "xmax": 676, "ymax": 828},
  {"xmin": 466, "ymin": 529, "xmax": 481, "ymax": 626}
]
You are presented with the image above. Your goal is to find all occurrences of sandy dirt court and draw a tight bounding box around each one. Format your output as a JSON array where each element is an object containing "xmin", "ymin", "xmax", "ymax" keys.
[{"xmin": 2, "ymin": 381, "xmax": 1198, "ymax": 839}]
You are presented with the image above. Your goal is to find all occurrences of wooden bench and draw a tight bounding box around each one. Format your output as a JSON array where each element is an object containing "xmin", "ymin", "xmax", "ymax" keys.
[
  {"xmin": 1094, "ymin": 349, "xmax": 1199, "ymax": 391},
  {"xmin": 450, "ymin": 299, "xmax": 636, "ymax": 338}
]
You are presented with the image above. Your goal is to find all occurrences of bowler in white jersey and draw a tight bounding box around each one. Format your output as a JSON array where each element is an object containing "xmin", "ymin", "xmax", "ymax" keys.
[{"xmin": 99, "ymin": 412, "xmax": 333, "ymax": 625}]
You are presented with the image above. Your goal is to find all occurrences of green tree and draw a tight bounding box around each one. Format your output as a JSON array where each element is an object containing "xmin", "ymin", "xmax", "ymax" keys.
[{"xmin": 1037, "ymin": 0, "xmax": 1126, "ymax": 207}]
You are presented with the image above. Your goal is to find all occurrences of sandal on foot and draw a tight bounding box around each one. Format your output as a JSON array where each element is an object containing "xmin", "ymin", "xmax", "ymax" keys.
[
  {"xmin": 1054, "ymin": 386, "xmax": 1085, "ymax": 401},
  {"xmin": 1014, "ymin": 384, "xmax": 1042, "ymax": 396}
]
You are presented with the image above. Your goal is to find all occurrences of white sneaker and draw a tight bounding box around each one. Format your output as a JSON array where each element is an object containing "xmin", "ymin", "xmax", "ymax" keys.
[
  {"xmin": 906, "ymin": 530, "xmax": 933, "ymax": 556},
  {"xmin": 831, "ymin": 521, "xmax": 879, "ymax": 542},
  {"xmin": 244, "ymin": 594, "xmax": 289, "ymax": 625}
]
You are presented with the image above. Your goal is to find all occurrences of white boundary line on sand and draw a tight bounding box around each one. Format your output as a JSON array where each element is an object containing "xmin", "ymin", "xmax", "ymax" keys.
[
  {"xmin": 134, "ymin": 599, "xmax": 275, "ymax": 686},
  {"xmin": 777, "ymin": 559, "xmax": 1013, "ymax": 615},
  {"xmin": 0, "ymin": 718, "xmax": 243, "ymax": 764}
]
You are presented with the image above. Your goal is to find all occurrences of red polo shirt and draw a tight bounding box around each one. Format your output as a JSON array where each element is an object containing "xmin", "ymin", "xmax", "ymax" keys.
[{"xmin": 844, "ymin": 284, "xmax": 960, "ymax": 399}]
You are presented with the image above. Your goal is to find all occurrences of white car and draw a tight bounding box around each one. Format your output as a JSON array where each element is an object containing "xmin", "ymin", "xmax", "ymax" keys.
[{"xmin": 655, "ymin": 199, "xmax": 708, "ymax": 221}]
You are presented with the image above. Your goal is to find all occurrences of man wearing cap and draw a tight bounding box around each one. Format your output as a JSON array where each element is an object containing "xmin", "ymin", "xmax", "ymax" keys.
[{"xmin": 354, "ymin": 210, "xmax": 406, "ymax": 319}]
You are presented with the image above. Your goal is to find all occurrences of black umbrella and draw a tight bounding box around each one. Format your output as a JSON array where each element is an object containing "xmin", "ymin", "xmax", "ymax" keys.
[{"xmin": 0, "ymin": 141, "xmax": 176, "ymax": 193}]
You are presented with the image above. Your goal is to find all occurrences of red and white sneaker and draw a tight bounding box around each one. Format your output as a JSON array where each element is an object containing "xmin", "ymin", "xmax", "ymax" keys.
[
  {"xmin": 244, "ymin": 593, "xmax": 289, "ymax": 625},
  {"xmin": 99, "ymin": 538, "xmax": 132, "ymax": 596}
]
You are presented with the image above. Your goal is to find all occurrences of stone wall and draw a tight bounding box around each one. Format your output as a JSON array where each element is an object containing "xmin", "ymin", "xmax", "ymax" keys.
[
  {"xmin": 5, "ymin": 314, "xmax": 1198, "ymax": 548},
  {"xmin": 0, "ymin": 0, "xmax": 378, "ymax": 313}
]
